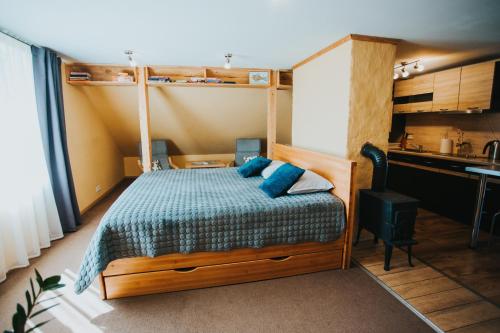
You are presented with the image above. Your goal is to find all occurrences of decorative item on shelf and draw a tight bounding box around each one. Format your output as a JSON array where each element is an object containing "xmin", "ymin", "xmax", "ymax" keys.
[
  {"xmin": 189, "ymin": 77, "xmax": 206, "ymax": 83},
  {"xmin": 206, "ymin": 77, "xmax": 222, "ymax": 84},
  {"xmin": 224, "ymin": 53, "xmax": 232, "ymax": 69},
  {"xmin": 69, "ymin": 71, "xmax": 91, "ymax": 81},
  {"xmin": 112, "ymin": 72, "xmax": 133, "ymax": 83},
  {"xmin": 249, "ymin": 71, "xmax": 269, "ymax": 85},
  {"xmin": 175, "ymin": 79, "xmax": 188, "ymax": 83},
  {"xmin": 393, "ymin": 60, "xmax": 425, "ymax": 80},
  {"xmin": 148, "ymin": 75, "xmax": 171, "ymax": 83}
]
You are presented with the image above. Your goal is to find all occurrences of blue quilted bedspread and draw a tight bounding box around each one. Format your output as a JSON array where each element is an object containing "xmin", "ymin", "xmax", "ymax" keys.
[{"xmin": 75, "ymin": 168, "xmax": 345, "ymax": 293}]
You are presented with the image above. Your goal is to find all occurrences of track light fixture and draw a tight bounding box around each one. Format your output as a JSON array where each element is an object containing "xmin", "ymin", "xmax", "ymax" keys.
[
  {"xmin": 124, "ymin": 50, "xmax": 136, "ymax": 67},
  {"xmin": 393, "ymin": 59, "xmax": 424, "ymax": 80},
  {"xmin": 224, "ymin": 53, "xmax": 232, "ymax": 69},
  {"xmin": 401, "ymin": 67, "xmax": 410, "ymax": 78},
  {"xmin": 414, "ymin": 61, "xmax": 425, "ymax": 72}
]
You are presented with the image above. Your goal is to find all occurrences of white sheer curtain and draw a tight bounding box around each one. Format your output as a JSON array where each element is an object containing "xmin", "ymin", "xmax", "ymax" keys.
[{"xmin": 0, "ymin": 33, "xmax": 63, "ymax": 283}]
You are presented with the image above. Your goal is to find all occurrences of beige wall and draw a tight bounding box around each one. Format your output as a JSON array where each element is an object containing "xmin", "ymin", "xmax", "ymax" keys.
[
  {"xmin": 292, "ymin": 42, "xmax": 352, "ymax": 156},
  {"xmin": 62, "ymin": 67, "xmax": 124, "ymax": 213},
  {"xmin": 405, "ymin": 113, "xmax": 500, "ymax": 155},
  {"xmin": 292, "ymin": 38, "xmax": 396, "ymax": 190}
]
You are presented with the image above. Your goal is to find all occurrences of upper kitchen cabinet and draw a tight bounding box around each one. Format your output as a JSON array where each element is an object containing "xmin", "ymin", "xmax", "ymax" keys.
[
  {"xmin": 393, "ymin": 73, "xmax": 434, "ymax": 114},
  {"xmin": 394, "ymin": 73, "xmax": 434, "ymax": 97},
  {"xmin": 458, "ymin": 61, "xmax": 496, "ymax": 111},
  {"xmin": 431, "ymin": 67, "xmax": 461, "ymax": 112}
]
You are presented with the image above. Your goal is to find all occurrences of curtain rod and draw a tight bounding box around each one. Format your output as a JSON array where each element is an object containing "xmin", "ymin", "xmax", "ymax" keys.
[{"xmin": 0, "ymin": 29, "xmax": 35, "ymax": 47}]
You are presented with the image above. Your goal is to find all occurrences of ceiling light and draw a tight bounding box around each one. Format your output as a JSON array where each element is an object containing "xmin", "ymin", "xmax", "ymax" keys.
[
  {"xmin": 414, "ymin": 62, "xmax": 425, "ymax": 72},
  {"xmin": 124, "ymin": 50, "xmax": 136, "ymax": 67},
  {"xmin": 401, "ymin": 67, "xmax": 410, "ymax": 78},
  {"xmin": 224, "ymin": 53, "xmax": 232, "ymax": 69},
  {"xmin": 393, "ymin": 72, "xmax": 400, "ymax": 80}
]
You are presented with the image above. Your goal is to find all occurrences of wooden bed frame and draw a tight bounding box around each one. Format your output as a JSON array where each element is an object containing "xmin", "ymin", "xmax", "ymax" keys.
[{"xmin": 98, "ymin": 144, "xmax": 356, "ymax": 299}]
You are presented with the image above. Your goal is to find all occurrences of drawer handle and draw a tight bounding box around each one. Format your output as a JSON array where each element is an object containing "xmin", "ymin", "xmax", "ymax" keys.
[
  {"xmin": 417, "ymin": 110, "xmax": 424, "ymax": 112},
  {"xmin": 269, "ymin": 256, "xmax": 290, "ymax": 261},
  {"xmin": 468, "ymin": 106, "xmax": 479, "ymax": 109},
  {"xmin": 174, "ymin": 267, "xmax": 198, "ymax": 273},
  {"xmin": 439, "ymin": 108, "xmax": 449, "ymax": 111}
]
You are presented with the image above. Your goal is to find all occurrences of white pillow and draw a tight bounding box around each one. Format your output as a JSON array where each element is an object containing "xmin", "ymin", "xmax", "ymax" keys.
[
  {"xmin": 261, "ymin": 160, "xmax": 285, "ymax": 179},
  {"xmin": 287, "ymin": 170, "xmax": 334, "ymax": 195}
]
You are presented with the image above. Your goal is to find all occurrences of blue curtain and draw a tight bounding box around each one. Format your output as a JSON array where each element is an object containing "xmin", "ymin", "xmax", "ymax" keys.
[{"xmin": 31, "ymin": 46, "xmax": 80, "ymax": 232}]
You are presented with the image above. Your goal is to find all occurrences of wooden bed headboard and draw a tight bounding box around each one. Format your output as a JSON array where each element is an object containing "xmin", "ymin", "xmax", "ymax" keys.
[{"xmin": 271, "ymin": 144, "xmax": 357, "ymax": 268}]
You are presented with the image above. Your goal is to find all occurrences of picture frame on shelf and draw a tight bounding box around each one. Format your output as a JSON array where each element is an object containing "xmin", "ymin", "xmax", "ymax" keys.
[{"xmin": 249, "ymin": 71, "xmax": 269, "ymax": 85}]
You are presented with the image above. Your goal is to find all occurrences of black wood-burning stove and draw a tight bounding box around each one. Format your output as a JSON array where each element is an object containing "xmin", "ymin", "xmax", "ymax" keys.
[{"xmin": 355, "ymin": 143, "xmax": 419, "ymax": 271}]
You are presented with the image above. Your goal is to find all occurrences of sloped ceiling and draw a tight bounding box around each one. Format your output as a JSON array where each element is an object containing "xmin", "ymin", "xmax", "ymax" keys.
[
  {"xmin": 73, "ymin": 85, "xmax": 292, "ymax": 156},
  {"xmin": 1, "ymin": 0, "xmax": 500, "ymax": 72}
]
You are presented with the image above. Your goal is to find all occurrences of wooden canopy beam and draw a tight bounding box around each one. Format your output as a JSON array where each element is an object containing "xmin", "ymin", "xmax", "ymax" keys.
[
  {"xmin": 267, "ymin": 70, "xmax": 277, "ymax": 158},
  {"xmin": 138, "ymin": 67, "xmax": 152, "ymax": 172}
]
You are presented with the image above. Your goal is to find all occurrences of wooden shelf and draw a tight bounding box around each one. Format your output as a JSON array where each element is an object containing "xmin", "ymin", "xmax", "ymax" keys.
[
  {"xmin": 146, "ymin": 66, "xmax": 271, "ymax": 89},
  {"xmin": 66, "ymin": 63, "xmax": 137, "ymax": 86},
  {"xmin": 67, "ymin": 80, "xmax": 136, "ymax": 86},
  {"xmin": 277, "ymin": 70, "xmax": 293, "ymax": 90},
  {"xmin": 147, "ymin": 81, "xmax": 269, "ymax": 88}
]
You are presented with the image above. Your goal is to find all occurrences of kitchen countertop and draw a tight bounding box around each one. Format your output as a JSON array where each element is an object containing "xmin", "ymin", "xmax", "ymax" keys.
[
  {"xmin": 465, "ymin": 165, "xmax": 500, "ymax": 177},
  {"xmin": 388, "ymin": 149, "xmax": 500, "ymax": 166}
]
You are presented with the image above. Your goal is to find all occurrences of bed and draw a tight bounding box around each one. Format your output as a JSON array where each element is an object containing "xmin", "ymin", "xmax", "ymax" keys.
[{"xmin": 75, "ymin": 144, "xmax": 356, "ymax": 299}]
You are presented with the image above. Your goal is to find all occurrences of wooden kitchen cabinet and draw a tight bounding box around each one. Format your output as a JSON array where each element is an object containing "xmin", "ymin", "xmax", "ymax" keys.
[
  {"xmin": 394, "ymin": 73, "xmax": 434, "ymax": 97},
  {"xmin": 432, "ymin": 67, "xmax": 461, "ymax": 111},
  {"xmin": 458, "ymin": 61, "xmax": 495, "ymax": 110}
]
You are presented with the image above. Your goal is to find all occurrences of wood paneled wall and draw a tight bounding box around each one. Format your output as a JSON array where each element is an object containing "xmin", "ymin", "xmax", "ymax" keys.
[{"xmin": 405, "ymin": 113, "xmax": 500, "ymax": 155}]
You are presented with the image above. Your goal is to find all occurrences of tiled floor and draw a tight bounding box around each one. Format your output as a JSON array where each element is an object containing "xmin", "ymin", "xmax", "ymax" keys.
[{"xmin": 353, "ymin": 209, "xmax": 500, "ymax": 332}]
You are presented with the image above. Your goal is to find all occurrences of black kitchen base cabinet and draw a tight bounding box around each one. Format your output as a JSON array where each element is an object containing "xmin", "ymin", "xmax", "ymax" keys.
[{"xmin": 387, "ymin": 163, "xmax": 477, "ymax": 227}]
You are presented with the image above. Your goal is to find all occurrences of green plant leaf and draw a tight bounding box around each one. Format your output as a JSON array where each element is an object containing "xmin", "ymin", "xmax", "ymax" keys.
[
  {"xmin": 42, "ymin": 275, "xmax": 61, "ymax": 287},
  {"xmin": 29, "ymin": 279, "xmax": 36, "ymax": 300},
  {"xmin": 25, "ymin": 319, "xmax": 51, "ymax": 333},
  {"xmin": 25, "ymin": 291, "xmax": 32, "ymax": 313},
  {"xmin": 42, "ymin": 283, "xmax": 65, "ymax": 291},
  {"xmin": 30, "ymin": 304, "xmax": 58, "ymax": 318},
  {"xmin": 34, "ymin": 270, "xmax": 43, "ymax": 289},
  {"xmin": 12, "ymin": 312, "xmax": 25, "ymax": 333},
  {"xmin": 16, "ymin": 304, "xmax": 26, "ymax": 322}
]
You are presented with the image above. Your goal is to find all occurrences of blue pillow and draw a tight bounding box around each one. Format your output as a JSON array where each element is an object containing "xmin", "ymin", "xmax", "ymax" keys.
[
  {"xmin": 238, "ymin": 156, "xmax": 272, "ymax": 178},
  {"xmin": 259, "ymin": 163, "xmax": 305, "ymax": 198}
]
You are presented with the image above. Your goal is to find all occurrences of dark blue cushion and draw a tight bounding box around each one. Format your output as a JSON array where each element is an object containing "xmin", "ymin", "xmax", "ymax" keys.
[
  {"xmin": 238, "ymin": 156, "xmax": 272, "ymax": 178},
  {"xmin": 259, "ymin": 163, "xmax": 305, "ymax": 198}
]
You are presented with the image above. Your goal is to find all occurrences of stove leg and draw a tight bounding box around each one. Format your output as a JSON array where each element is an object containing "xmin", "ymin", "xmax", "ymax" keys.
[
  {"xmin": 384, "ymin": 243, "xmax": 393, "ymax": 271},
  {"xmin": 354, "ymin": 225, "xmax": 362, "ymax": 246},
  {"xmin": 408, "ymin": 245, "xmax": 414, "ymax": 267}
]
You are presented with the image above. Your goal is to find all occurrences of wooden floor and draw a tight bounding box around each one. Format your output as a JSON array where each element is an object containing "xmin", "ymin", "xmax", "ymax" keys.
[{"xmin": 353, "ymin": 209, "xmax": 500, "ymax": 332}]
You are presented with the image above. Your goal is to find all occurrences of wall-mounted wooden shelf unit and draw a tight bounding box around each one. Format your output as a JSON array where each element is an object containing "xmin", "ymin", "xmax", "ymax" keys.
[
  {"xmin": 65, "ymin": 64, "xmax": 138, "ymax": 86},
  {"xmin": 146, "ymin": 66, "xmax": 272, "ymax": 88},
  {"xmin": 277, "ymin": 70, "xmax": 293, "ymax": 90}
]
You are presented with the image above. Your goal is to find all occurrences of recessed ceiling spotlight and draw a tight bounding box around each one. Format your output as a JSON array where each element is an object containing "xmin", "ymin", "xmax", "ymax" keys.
[
  {"xmin": 414, "ymin": 62, "xmax": 425, "ymax": 72},
  {"xmin": 124, "ymin": 50, "xmax": 136, "ymax": 67},
  {"xmin": 224, "ymin": 53, "xmax": 232, "ymax": 69}
]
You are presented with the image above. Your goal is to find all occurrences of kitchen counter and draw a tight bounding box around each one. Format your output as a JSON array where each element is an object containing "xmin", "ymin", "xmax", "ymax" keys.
[{"xmin": 388, "ymin": 149, "xmax": 500, "ymax": 166}]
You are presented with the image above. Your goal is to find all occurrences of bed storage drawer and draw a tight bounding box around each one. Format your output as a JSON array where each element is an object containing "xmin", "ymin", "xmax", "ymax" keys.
[
  {"xmin": 103, "ymin": 238, "xmax": 344, "ymax": 277},
  {"xmin": 104, "ymin": 250, "xmax": 342, "ymax": 299}
]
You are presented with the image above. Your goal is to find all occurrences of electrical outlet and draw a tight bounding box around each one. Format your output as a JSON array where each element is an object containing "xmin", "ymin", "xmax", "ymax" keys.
[{"xmin": 95, "ymin": 185, "xmax": 101, "ymax": 193}]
